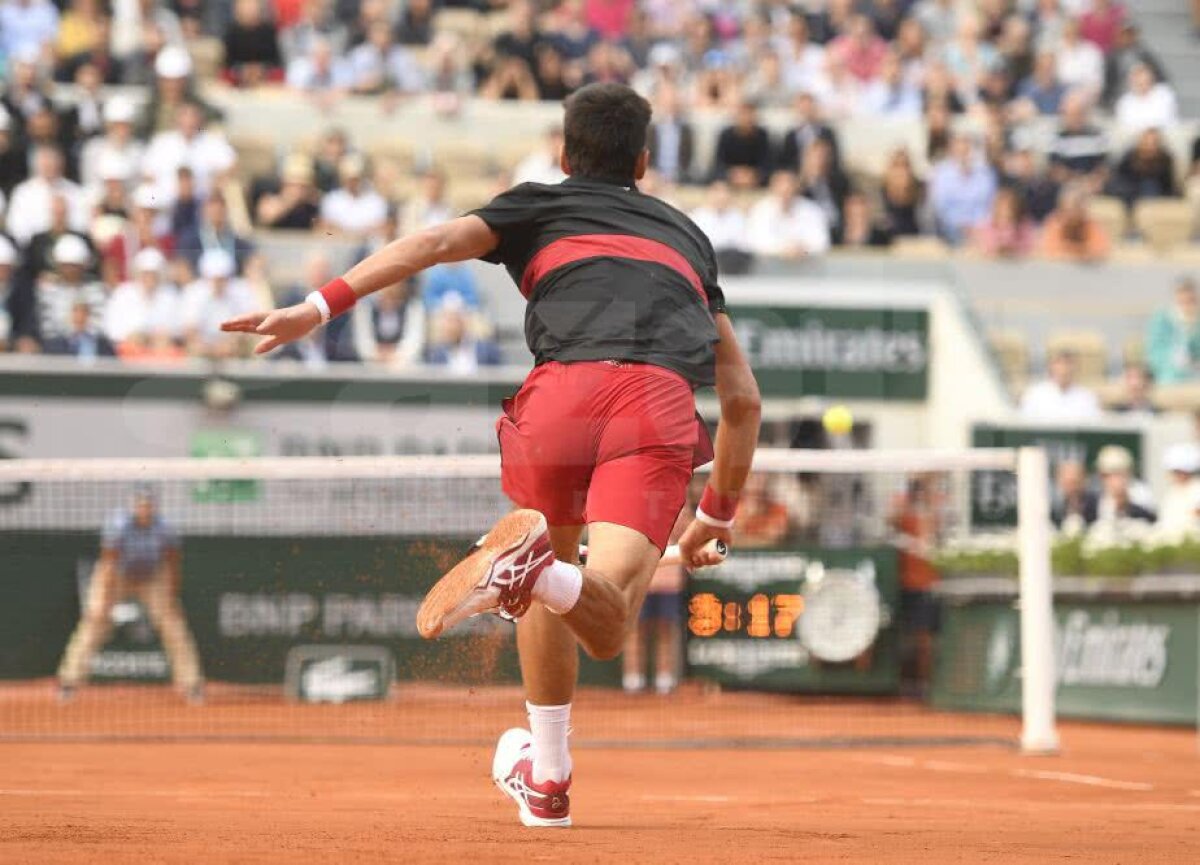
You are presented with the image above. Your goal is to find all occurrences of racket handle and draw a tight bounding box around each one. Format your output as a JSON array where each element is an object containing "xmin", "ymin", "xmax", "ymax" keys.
[
  {"xmin": 578, "ymin": 539, "xmax": 727, "ymax": 566},
  {"xmin": 661, "ymin": 539, "xmax": 727, "ymax": 567}
]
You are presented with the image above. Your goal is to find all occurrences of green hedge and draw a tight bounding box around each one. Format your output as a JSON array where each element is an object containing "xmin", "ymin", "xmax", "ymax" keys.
[{"xmin": 934, "ymin": 537, "xmax": 1200, "ymax": 579}]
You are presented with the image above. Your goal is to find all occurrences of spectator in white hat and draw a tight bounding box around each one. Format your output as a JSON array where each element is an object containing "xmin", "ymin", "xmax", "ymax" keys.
[
  {"xmin": 1094, "ymin": 445, "xmax": 1156, "ymax": 526},
  {"xmin": 629, "ymin": 39, "xmax": 681, "ymax": 97},
  {"xmin": 104, "ymin": 246, "xmax": 184, "ymax": 352},
  {"xmin": 155, "ymin": 40, "xmax": 192, "ymax": 80},
  {"xmin": 103, "ymin": 184, "xmax": 175, "ymax": 283},
  {"xmin": 22, "ymin": 192, "xmax": 95, "ymax": 281},
  {"xmin": 182, "ymin": 248, "xmax": 256, "ymax": 357},
  {"xmin": 79, "ymin": 95, "xmax": 144, "ymax": 191},
  {"xmin": 319, "ymin": 154, "xmax": 388, "ymax": 237},
  {"xmin": 7, "ymin": 145, "xmax": 90, "ymax": 245},
  {"xmin": 29, "ymin": 233, "xmax": 106, "ymax": 349},
  {"xmin": 1156, "ymin": 444, "xmax": 1200, "ymax": 541},
  {"xmin": 143, "ymin": 100, "xmax": 236, "ymax": 205},
  {"xmin": 91, "ymin": 153, "xmax": 134, "ymax": 218},
  {"xmin": 0, "ymin": 235, "xmax": 18, "ymax": 351},
  {"xmin": 138, "ymin": 44, "xmax": 221, "ymax": 138}
]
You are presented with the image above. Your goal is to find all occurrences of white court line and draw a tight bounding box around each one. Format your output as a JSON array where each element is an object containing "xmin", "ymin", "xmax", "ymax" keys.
[
  {"xmin": 853, "ymin": 755, "xmax": 985, "ymax": 774},
  {"xmin": 919, "ymin": 759, "xmax": 988, "ymax": 774},
  {"xmin": 853, "ymin": 755, "xmax": 916, "ymax": 768},
  {"xmin": 0, "ymin": 788, "xmax": 272, "ymax": 798},
  {"xmin": 1012, "ymin": 769, "xmax": 1154, "ymax": 792},
  {"xmin": 860, "ymin": 797, "xmax": 1200, "ymax": 813},
  {"xmin": 639, "ymin": 794, "xmax": 824, "ymax": 806},
  {"xmin": 856, "ymin": 754, "xmax": 1154, "ymax": 790},
  {"xmin": 0, "ymin": 788, "xmax": 504, "ymax": 803},
  {"xmin": 862, "ymin": 797, "xmax": 940, "ymax": 807}
]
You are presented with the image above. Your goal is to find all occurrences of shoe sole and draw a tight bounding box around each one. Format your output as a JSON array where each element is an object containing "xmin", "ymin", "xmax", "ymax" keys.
[{"xmin": 416, "ymin": 509, "xmax": 547, "ymax": 639}]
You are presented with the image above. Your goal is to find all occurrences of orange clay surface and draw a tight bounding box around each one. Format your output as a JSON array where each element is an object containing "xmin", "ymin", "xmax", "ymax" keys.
[{"xmin": 2, "ymin": 686, "xmax": 1198, "ymax": 864}]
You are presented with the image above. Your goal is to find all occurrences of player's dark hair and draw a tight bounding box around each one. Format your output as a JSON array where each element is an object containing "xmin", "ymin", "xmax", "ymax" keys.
[{"xmin": 562, "ymin": 83, "xmax": 651, "ymax": 182}]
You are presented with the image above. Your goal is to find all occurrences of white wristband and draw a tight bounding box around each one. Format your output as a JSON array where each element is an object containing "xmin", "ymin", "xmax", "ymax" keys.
[
  {"xmin": 696, "ymin": 507, "xmax": 735, "ymax": 529},
  {"xmin": 305, "ymin": 290, "xmax": 331, "ymax": 323}
]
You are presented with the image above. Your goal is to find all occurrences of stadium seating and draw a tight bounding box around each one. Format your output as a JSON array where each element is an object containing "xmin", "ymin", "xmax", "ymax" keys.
[
  {"xmin": 1134, "ymin": 199, "xmax": 1196, "ymax": 251},
  {"xmin": 1046, "ymin": 329, "xmax": 1110, "ymax": 384},
  {"xmin": 987, "ymin": 330, "xmax": 1032, "ymax": 394},
  {"xmin": 890, "ymin": 237, "xmax": 952, "ymax": 260},
  {"xmin": 1087, "ymin": 197, "xmax": 1130, "ymax": 243}
]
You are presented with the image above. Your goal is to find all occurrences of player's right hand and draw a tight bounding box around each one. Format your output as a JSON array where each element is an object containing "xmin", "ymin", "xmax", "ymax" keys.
[
  {"xmin": 221, "ymin": 302, "xmax": 323, "ymax": 355},
  {"xmin": 677, "ymin": 518, "xmax": 732, "ymax": 570}
]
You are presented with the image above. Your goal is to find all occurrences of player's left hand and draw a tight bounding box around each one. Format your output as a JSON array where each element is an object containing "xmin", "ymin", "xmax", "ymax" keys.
[
  {"xmin": 677, "ymin": 518, "xmax": 731, "ymax": 570},
  {"xmin": 221, "ymin": 302, "xmax": 323, "ymax": 355}
]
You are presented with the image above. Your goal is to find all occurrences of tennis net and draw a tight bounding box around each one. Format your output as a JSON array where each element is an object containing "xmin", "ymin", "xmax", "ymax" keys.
[{"xmin": 0, "ymin": 448, "xmax": 1055, "ymax": 750}]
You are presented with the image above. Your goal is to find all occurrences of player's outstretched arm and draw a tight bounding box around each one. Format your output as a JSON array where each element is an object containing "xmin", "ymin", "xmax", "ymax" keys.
[
  {"xmin": 678, "ymin": 312, "xmax": 761, "ymax": 569},
  {"xmin": 221, "ymin": 215, "xmax": 499, "ymax": 355}
]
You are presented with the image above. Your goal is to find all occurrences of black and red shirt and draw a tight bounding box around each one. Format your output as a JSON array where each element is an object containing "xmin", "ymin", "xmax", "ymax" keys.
[{"xmin": 470, "ymin": 175, "xmax": 726, "ymax": 387}]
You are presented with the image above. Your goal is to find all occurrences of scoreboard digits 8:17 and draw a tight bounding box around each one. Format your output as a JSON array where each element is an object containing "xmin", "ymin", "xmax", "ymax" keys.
[{"xmin": 687, "ymin": 592, "xmax": 805, "ymax": 639}]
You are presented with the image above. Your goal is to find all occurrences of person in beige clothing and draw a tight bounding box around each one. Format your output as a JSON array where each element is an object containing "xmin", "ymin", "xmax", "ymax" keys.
[{"xmin": 57, "ymin": 486, "xmax": 203, "ymax": 703}]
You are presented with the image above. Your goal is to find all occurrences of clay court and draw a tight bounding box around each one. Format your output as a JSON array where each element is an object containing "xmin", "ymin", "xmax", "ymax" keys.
[{"xmin": 2, "ymin": 684, "xmax": 1197, "ymax": 865}]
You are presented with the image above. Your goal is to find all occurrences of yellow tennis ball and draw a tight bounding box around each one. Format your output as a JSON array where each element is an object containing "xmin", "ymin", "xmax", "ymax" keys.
[{"xmin": 822, "ymin": 405, "xmax": 854, "ymax": 436}]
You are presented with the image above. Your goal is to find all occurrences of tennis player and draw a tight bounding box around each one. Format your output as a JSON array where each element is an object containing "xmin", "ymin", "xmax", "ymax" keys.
[{"xmin": 222, "ymin": 83, "xmax": 760, "ymax": 827}]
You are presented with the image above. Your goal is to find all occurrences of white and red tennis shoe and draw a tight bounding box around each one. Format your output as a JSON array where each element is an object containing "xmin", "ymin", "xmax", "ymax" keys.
[
  {"xmin": 416, "ymin": 509, "xmax": 554, "ymax": 638},
  {"xmin": 492, "ymin": 728, "xmax": 572, "ymax": 827}
]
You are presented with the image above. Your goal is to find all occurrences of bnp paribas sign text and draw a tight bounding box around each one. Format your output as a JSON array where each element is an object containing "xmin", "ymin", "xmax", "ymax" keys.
[{"xmin": 729, "ymin": 306, "xmax": 930, "ymax": 401}]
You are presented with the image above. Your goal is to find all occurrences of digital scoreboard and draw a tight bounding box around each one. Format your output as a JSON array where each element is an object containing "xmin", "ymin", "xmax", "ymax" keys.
[{"xmin": 685, "ymin": 547, "xmax": 900, "ymax": 693}]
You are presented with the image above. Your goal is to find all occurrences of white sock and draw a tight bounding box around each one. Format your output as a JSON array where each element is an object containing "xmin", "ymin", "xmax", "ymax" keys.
[
  {"xmin": 532, "ymin": 560, "xmax": 583, "ymax": 615},
  {"xmin": 527, "ymin": 701, "xmax": 572, "ymax": 784}
]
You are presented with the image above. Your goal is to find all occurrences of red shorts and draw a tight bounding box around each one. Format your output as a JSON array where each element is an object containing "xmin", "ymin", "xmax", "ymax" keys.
[{"xmin": 497, "ymin": 361, "xmax": 705, "ymax": 550}]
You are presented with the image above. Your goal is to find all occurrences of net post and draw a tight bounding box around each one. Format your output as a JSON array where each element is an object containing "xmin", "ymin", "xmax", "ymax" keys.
[{"xmin": 1016, "ymin": 446, "xmax": 1059, "ymax": 755}]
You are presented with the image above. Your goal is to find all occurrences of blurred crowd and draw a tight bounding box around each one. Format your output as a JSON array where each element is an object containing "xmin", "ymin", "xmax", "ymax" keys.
[
  {"xmin": 0, "ymin": 0, "xmax": 1198, "ymax": 368},
  {"xmin": 0, "ymin": 56, "xmax": 502, "ymax": 368}
]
